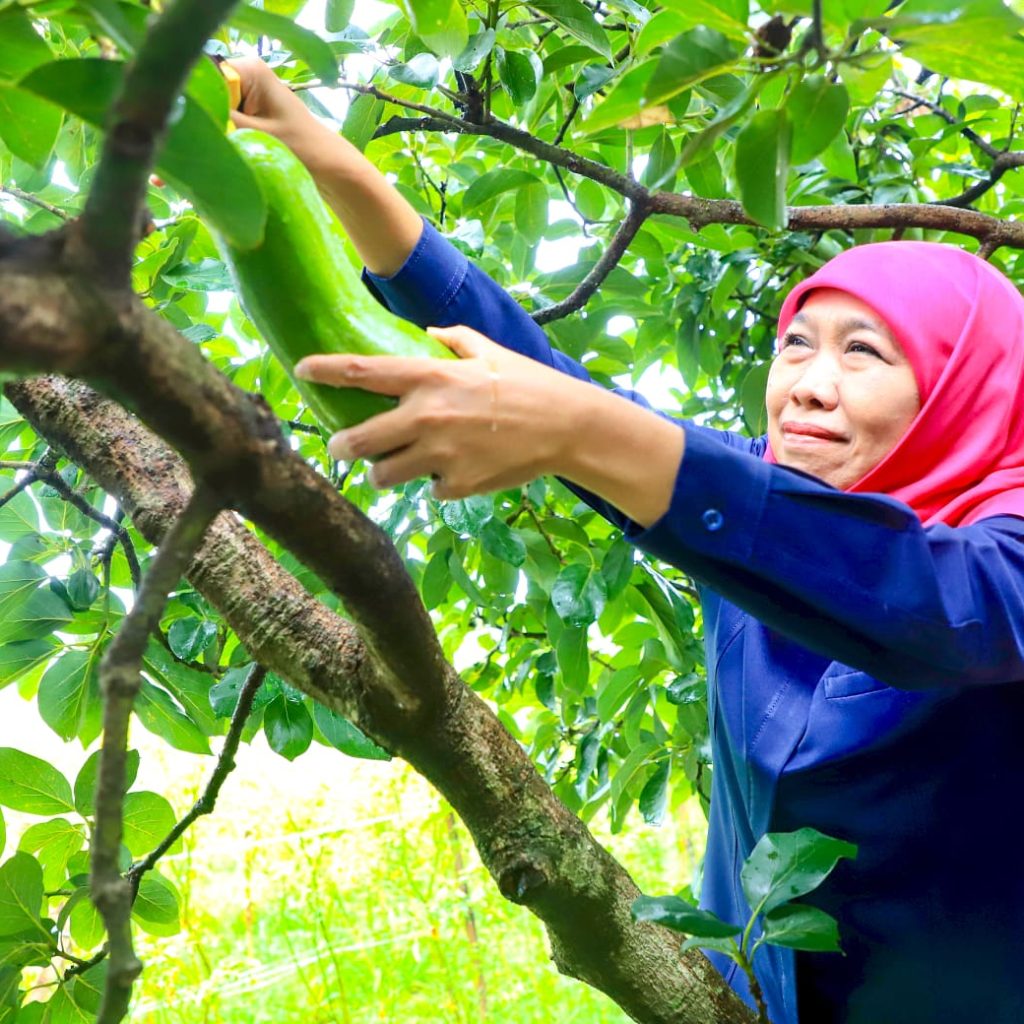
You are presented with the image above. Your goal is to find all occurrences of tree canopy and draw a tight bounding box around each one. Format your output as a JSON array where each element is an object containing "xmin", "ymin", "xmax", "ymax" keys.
[{"xmin": 1, "ymin": 0, "xmax": 1023, "ymax": 1021}]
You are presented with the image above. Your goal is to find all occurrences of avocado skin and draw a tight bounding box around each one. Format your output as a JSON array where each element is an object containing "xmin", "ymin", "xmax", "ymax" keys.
[{"xmin": 218, "ymin": 129, "xmax": 455, "ymax": 434}]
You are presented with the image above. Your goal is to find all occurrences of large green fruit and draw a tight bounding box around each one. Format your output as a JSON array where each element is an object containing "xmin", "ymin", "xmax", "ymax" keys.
[{"xmin": 216, "ymin": 128, "xmax": 455, "ymax": 434}]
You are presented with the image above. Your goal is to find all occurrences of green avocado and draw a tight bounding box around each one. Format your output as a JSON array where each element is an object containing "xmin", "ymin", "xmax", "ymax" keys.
[{"xmin": 216, "ymin": 128, "xmax": 455, "ymax": 434}]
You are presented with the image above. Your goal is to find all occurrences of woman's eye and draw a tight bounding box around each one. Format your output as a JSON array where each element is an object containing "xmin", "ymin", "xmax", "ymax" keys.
[
  {"xmin": 849, "ymin": 341, "xmax": 882, "ymax": 357},
  {"xmin": 782, "ymin": 333, "xmax": 809, "ymax": 348}
]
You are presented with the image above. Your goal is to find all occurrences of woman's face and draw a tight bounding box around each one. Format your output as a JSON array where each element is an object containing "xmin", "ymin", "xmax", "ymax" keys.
[{"xmin": 765, "ymin": 288, "xmax": 921, "ymax": 489}]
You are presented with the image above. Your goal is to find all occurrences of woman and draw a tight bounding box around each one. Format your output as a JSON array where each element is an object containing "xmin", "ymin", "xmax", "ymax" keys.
[{"xmin": 230, "ymin": 60, "xmax": 1024, "ymax": 1023}]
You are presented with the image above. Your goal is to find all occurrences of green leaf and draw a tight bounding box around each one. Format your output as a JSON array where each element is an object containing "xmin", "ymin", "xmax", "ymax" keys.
[
  {"xmin": 658, "ymin": 0, "xmax": 750, "ymax": 40},
  {"xmin": 0, "ymin": 492, "xmax": 38, "ymax": 542},
  {"xmin": 453, "ymin": 28, "xmax": 496, "ymax": 73},
  {"xmin": 461, "ymin": 169, "xmax": 541, "ymax": 214},
  {"xmin": 600, "ymin": 539, "xmax": 634, "ymax": 600},
  {"xmin": 574, "ymin": 178, "xmax": 605, "ymax": 220},
  {"xmin": 420, "ymin": 551, "xmax": 452, "ymax": 610},
  {"xmin": 37, "ymin": 650, "xmax": 101, "ymax": 744},
  {"xmin": 122, "ymin": 791, "xmax": 176, "ymax": 858},
  {"xmin": 263, "ymin": 693, "xmax": 313, "ymax": 760},
  {"xmin": 741, "ymin": 827, "xmax": 857, "ymax": 916},
  {"xmin": 480, "ymin": 517, "xmax": 526, "ymax": 567},
  {"xmin": 551, "ymin": 563, "xmax": 607, "ymax": 627},
  {"xmin": 734, "ymin": 108, "xmax": 791, "ymax": 230},
  {"xmin": 0, "ymin": 84, "xmax": 62, "ymax": 169},
  {"xmin": 496, "ymin": 49, "xmax": 541, "ymax": 105},
  {"xmin": 312, "ymin": 703, "xmax": 391, "ymax": 760},
  {"xmin": 74, "ymin": 748, "xmax": 139, "ymax": 818},
  {"xmin": 132, "ymin": 872, "xmax": 180, "ymax": 937},
  {"xmin": 596, "ymin": 666, "xmax": 637, "ymax": 723},
  {"xmin": 75, "ymin": 0, "xmax": 144, "ymax": 52},
  {"xmin": 19, "ymin": 59, "xmax": 268, "ymax": 250},
  {"xmin": 167, "ymin": 616, "xmax": 216, "ymax": 662},
  {"xmin": 326, "ymin": 0, "xmax": 355, "ymax": 31},
  {"xmin": 231, "ymin": 5, "xmax": 339, "ymax": 84},
  {"xmin": 69, "ymin": 889, "xmax": 104, "ymax": 950},
  {"xmin": 387, "ymin": 53, "xmax": 439, "ymax": 89},
  {"xmin": 0, "ymin": 853, "xmax": 47, "ymax": 940},
  {"xmin": 578, "ymin": 59, "xmax": 657, "ymax": 135},
  {"xmin": 65, "ymin": 569, "xmax": 99, "ymax": 612},
  {"xmin": 440, "ymin": 494, "xmax": 493, "ymax": 534},
  {"xmin": 0, "ymin": 749, "xmax": 73, "ymax": 815},
  {"xmin": 528, "ymin": 0, "xmax": 612, "ymax": 59},
  {"xmin": 142, "ymin": 639, "xmax": 219, "ymax": 736},
  {"xmin": 161, "ymin": 258, "xmax": 233, "ymax": 292},
  {"xmin": 134, "ymin": 680, "xmax": 212, "ymax": 755},
  {"xmin": 632, "ymin": 894, "xmax": 741, "ymax": 937},
  {"xmin": 762, "ymin": 903, "xmax": 842, "ymax": 952},
  {"xmin": 0, "ymin": 585, "xmax": 72, "ymax": 646},
  {"xmin": 556, "ymin": 625, "xmax": 589, "ymax": 692},
  {"xmin": 639, "ymin": 759, "xmax": 670, "ymax": 825},
  {"xmin": 208, "ymin": 664, "xmax": 275, "ymax": 718},
  {"xmin": 341, "ymin": 92, "xmax": 383, "ymax": 152},
  {"xmin": 785, "ymin": 76, "xmax": 849, "ymax": 164},
  {"xmin": 0, "ymin": 10, "xmax": 53, "ymax": 82},
  {"xmin": 644, "ymin": 28, "xmax": 738, "ymax": 107},
  {"xmin": 643, "ymin": 128, "xmax": 677, "ymax": 190},
  {"xmin": 740, "ymin": 360, "xmax": 771, "ymax": 436},
  {"xmin": 514, "ymin": 182, "xmax": 548, "ymax": 245},
  {"xmin": 17, "ymin": 819, "xmax": 85, "ymax": 890},
  {"xmin": 396, "ymin": 0, "xmax": 468, "ymax": 58}
]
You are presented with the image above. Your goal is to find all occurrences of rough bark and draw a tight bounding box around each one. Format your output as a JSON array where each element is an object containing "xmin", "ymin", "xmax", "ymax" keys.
[{"xmin": 0, "ymin": 252, "xmax": 756, "ymax": 1024}]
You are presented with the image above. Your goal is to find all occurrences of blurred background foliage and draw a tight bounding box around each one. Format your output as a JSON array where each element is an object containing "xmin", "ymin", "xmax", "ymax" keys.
[{"xmin": 2, "ymin": 0, "xmax": 1024, "ymax": 1018}]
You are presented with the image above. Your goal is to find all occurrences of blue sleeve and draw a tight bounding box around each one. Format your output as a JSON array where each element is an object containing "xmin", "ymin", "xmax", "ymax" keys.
[
  {"xmin": 628, "ymin": 423, "xmax": 1024, "ymax": 689},
  {"xmin": 363, "ymin": 217, "xmax": 756, "ymax": 529}
]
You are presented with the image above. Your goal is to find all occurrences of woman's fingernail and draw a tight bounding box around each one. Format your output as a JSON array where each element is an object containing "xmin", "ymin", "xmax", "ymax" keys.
[
  {"xmin": 328, "ymin": 431, "xmax": 350, "ymax": 460},
  {"xmin": 294, "ymin": 360, "xmax": 312, "ymax": 379}
]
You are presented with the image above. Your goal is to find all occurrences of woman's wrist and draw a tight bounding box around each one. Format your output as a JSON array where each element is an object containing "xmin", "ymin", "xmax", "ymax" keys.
[{"xmin": 549, "ymin": 381, "xmax": 685, "ymax": 529}]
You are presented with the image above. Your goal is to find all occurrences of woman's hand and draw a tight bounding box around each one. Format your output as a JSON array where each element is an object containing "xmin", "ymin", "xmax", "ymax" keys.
[
  {"xmin": 293, "ymin": 325, "xmax": 586, "ymax": 501},
  {"xmin": 224, "ymin": 57, "xmax": 339, "ymax": 176}
]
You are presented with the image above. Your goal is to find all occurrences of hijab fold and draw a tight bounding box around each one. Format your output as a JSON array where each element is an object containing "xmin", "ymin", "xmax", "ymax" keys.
[{"xmin": 769, "ymin": 242, "xmax": 1024, "ymax": 528}]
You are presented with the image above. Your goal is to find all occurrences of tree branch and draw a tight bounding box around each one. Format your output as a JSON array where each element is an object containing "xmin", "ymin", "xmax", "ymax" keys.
[
  {"xmin": 91, "ymin": 482, "xmax": 222, "ymax": 1024},
  {"xmin": 68, "ymin": 0, "xmax": 241, "ymax": 283},
  {"xmin": 0, "ymin": 184, "xmax": 71, "ymax": 221},
  {"xmin": 533, "ymin": 197, "xmax": 652, "ymax": 324},
  {"xmin": 1, "ymin": 363, "xmax": 755, "ymax": 1024}
]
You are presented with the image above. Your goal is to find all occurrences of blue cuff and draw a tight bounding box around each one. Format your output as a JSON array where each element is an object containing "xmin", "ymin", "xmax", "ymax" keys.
[
  {"xmin": 361, "ymin": 216, "xmax": 468, "ymax": 328},
  {"xmin": 624, "ymin": 422, "xmax": 768, "ymax": 568}
]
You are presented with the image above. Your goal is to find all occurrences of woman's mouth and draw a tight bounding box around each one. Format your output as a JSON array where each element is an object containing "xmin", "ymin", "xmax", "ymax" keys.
[{"xmin": 781, "ymin": 421, "xmax": 847, "ymax": 443}]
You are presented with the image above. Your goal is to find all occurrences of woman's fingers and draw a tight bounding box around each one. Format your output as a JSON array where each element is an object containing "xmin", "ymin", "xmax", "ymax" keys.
[
  {"xmin": 364, "ymin": 443, "xmax": 439, "ymax": 490},
  {"xmin": 426, "ymin": 324, "xmax": 498, "ymax": 359},
  {"xmin": 326, "ymin": 405, "xmax": 417, "ymax": 461},
  {"xmin": 295, "ymin": 353, "xmax": 451, "ymax": 395}
]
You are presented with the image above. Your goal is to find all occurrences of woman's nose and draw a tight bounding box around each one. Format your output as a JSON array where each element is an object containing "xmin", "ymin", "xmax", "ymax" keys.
[{"xmin": 790, "ymin": 357, "xmax": 840, "ymax": 409}]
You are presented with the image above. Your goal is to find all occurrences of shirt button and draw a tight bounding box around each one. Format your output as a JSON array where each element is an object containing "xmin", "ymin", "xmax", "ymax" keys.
[{"xmin": 702, "ymin": 508, "xmax": 724, "ymax": 532}]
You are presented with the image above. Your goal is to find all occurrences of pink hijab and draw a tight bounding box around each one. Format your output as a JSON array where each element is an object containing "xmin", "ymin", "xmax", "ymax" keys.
[{"xmin": 766, "ymin": 241, "xmax": 1024, "ymax": 528}]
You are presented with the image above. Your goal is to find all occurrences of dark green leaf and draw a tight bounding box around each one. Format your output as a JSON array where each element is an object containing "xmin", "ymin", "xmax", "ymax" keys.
[
  {"xmin": 65, "ymin": 569, "xmax": 99, "ymax": 611},
  {"xmin": 600, "ymin": 539, "xmax": 634, "ymax": 600},
  {"xmin": 167, "ymin": 616, "xmax": 217, "ymax": 662},
  {"xmin": 735, "ymin": 108, "xmax": 791, "ymax": 230},
  {"xmin": 134, "ymin": 680, "xmax": 212, "ymax": 755},
  {"xmin": 37, "ymin": 651, "xmax": 101, "ymax": 744},
  {"xmin": 480, "ymin": 517, "xmax": 526, "ymax": 567},
  {"xmin": 762, "ymin": 903, "xmax": 842, "ymax": 952},
  {"xmin": 312, "ymin": 703, "xmax": 391, "ymax": 760},
  {"xmin": 632, "ymin": 894, "xmax": 741, "ymax": 937},
  {"xmin": 551, "ymin": 563, "xmax": 607, "ymax": 627},
  {"xmin": 645, "ymin": 28, "xmax": 737, "ymax": 107},
  {"xmin": 528, "ymin": 0, "xmax": 612, "ymax": 59},
  {"xmin": 263, "ymin": 693, "xmax": 313, "ymax": 760},
  {"xmin": 132, "ymin": 872, "xmax": 180, "ymax": 937},
  {"xmin": 496, "ymin": 49, "xmax": 541, "ymax": 105},
  {"xmin": 341, "ymin": 92, "xmax": 383, "ymax": 152},
  {"xmin": 440, "ymin": 494, "xmax": 493, "ymax": 534},
  {"xmin": 556, "ymin": 625, "xmax": 589, "ymax": 691},
  {"xmin": 0, "ymin": 749, "xmax": 73, "ymax": 815},
  {"xmin": 639, "ymin": 759, "xmax": 670, "ymax": 825},
  {"xmin": 741, "ymin": 827, "xmax": 858, "ymax": 916},
  {"xmin": 387, "ymin": 53, "xmax": 439, "ymax": 89},
  {"xmin": 785, "ymin": 76, "xmax": 849, "ymax": 164},
  {"xmin": 462, "ymin": 169, "xmax": 540, "ymax": 214},
  {"xmin": 453, "ymin": 28, "xmax": 496, "ymax": 72},
  {"xmin": 740, "ymin": 361, "xmax": 771, "ymax": 435}
]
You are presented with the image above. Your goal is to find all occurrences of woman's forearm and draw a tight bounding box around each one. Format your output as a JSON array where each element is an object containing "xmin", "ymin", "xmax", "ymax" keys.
[
  {"xmin": 556, "ymin": 383, "xmax": 686, "ymax": 529},
  {"xmin": 293, "ymin": 123, "xmax": 423, "ymax": 277}
]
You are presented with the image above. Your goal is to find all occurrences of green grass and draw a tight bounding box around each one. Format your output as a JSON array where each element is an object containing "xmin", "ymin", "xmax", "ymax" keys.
[{"xmin": 121, "ymin": 742, "xmax": 708, "ymax": 1024}]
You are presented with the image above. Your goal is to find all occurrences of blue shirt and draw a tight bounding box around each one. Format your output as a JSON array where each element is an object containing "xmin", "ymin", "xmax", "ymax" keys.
[{"xmin": 364, "ymin": 219, "xmax": 1024, "ymax": 1024}]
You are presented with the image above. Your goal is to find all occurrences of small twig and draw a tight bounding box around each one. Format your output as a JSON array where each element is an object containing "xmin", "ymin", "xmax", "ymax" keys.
[
  {"xmin": 91, "ymin": 483, "xmax": 222, "ymax": 1024},
  {"xmin": 128, "ymin": 663, "xmax": 267, "ymax": 890},
  {"xmin": 553, "ymin": 92, "xmax": 582, "ymax": 148},
  {"xmin": 0, "ymin": 184, "xmax": 71, "ymax": 221},
  {"xmin": 533, "ymin": 197, "xmax": 652, "ymax": 324}
]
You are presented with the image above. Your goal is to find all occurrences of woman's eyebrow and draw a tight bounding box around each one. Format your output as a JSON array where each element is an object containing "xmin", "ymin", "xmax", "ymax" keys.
[{"xmin": 790, "ymin": 311, "xmax": 891, "ymax": 337}]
